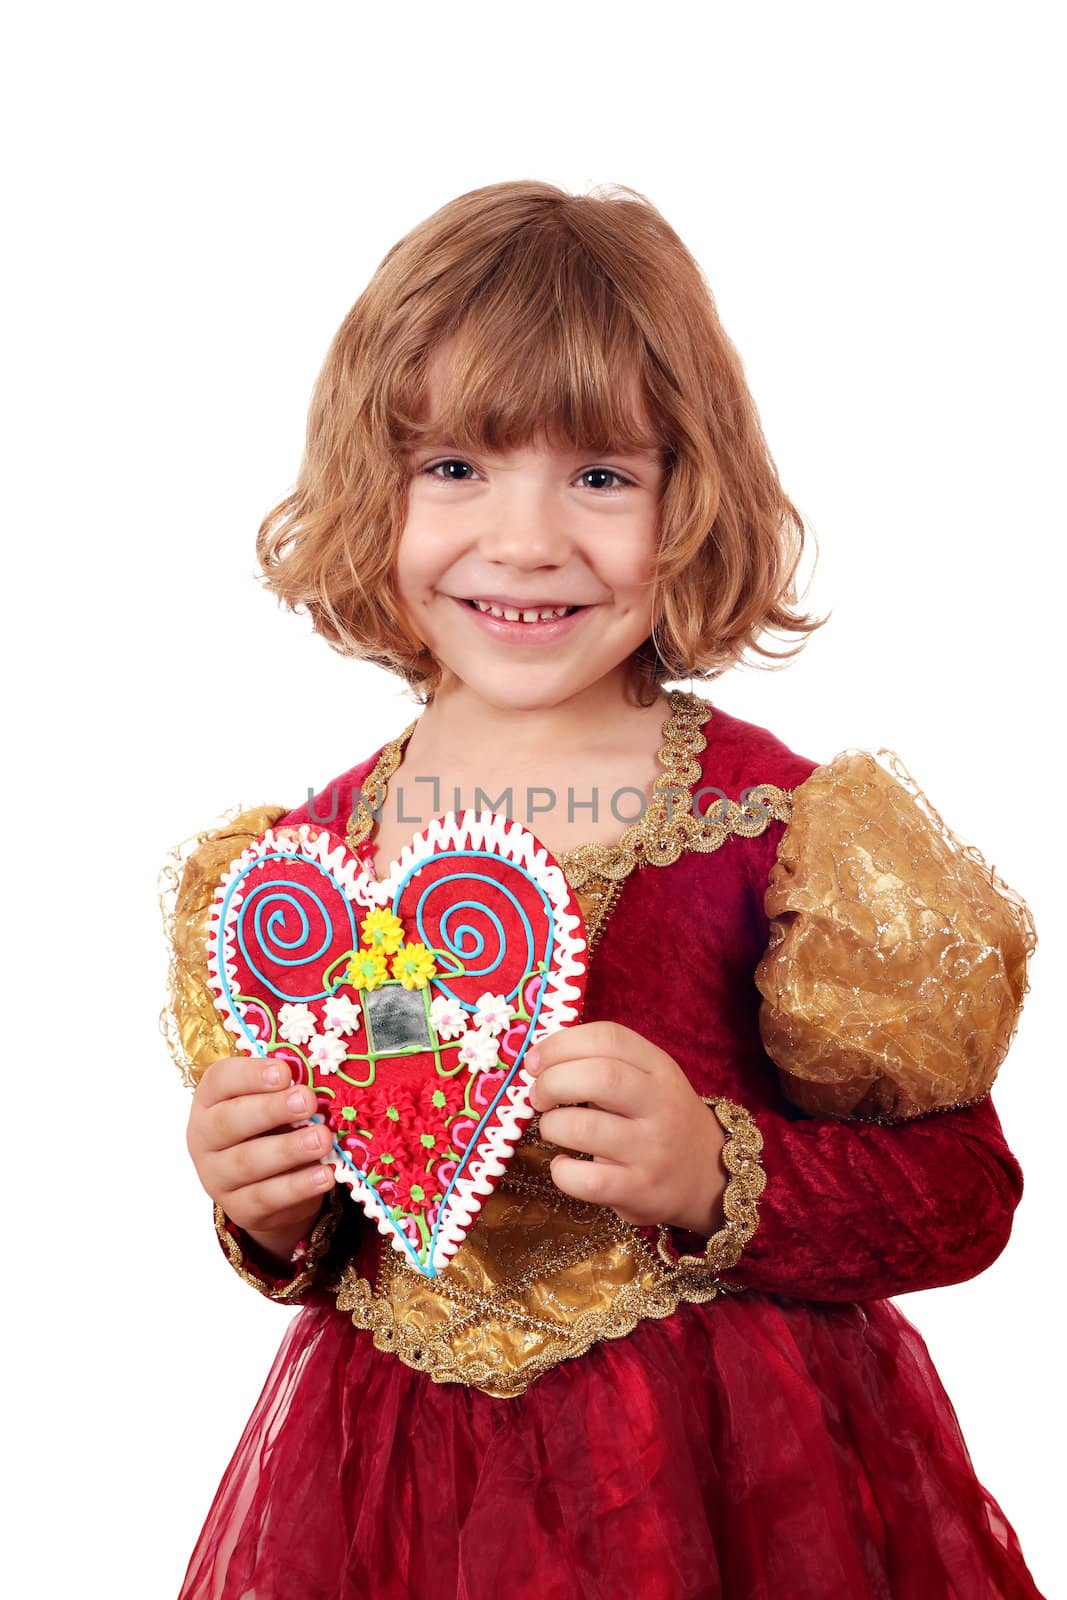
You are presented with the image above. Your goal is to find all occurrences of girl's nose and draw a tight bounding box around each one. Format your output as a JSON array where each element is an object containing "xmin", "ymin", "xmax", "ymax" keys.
[{"xmin": 477, "ymin": 492, "xmax": 574, "ymax": 566}]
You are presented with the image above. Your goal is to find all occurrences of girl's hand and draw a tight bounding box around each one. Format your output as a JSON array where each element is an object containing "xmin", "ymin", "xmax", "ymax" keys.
[
  {"xmin": 525, "ymin": 1021, "xmax": 728, "ymax": 1234},
  {"xmin": 186, "ymin": 1057, "xmax": 336, "ymax": 1263}
]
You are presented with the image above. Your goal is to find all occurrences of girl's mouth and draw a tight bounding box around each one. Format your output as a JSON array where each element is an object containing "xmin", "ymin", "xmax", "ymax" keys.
[{"xmin": 452, "ymin": 595, "xmax": 593, "ymax": 643}]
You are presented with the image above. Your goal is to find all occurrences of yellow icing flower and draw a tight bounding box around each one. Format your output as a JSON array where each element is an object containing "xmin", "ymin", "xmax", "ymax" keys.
[
  {"xmin": 390, "ymin": 941, "xmax": 437, "ymax": 990},
  {"xmin": 346, "ymin": 948, "xmax": 391, "ymax": 990},
  {"xmin": 359, "ymin": 907, "xmax": 406, "ymax": 955}
]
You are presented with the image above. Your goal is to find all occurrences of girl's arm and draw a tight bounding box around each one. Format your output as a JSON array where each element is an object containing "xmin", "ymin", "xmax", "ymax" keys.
[
  {"xmin": 654, "ymin": 1086, "xmax": 1024, "ymax": 1302},
  {"xmin": 655, "ymin": 747, "xmax": 1036, "ymax": 1303}
]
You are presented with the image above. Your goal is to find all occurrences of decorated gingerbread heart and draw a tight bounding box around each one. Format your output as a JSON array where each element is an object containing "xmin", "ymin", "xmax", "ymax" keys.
[{"xmin": 205, "ymin": 811, "xmax": 588, "ymax": 1277}]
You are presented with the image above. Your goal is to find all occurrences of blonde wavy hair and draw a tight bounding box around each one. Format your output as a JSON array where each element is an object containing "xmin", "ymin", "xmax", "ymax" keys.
[{"xmin": 256, "ymin": 179, "xmax": 828, "ymax": 708}]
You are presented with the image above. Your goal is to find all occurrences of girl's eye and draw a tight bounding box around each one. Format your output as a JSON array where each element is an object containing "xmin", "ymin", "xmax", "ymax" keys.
[
  {"xmin": 423, "ymin": 459, "xmax": 478, "ymax": 483},
  {"xmin": 420, "ymin": 459, "xmax": 633, "ymax": 493},
  {"xmin": 577, "ymin": 467, "xmax": 632, "ymax": 493}
]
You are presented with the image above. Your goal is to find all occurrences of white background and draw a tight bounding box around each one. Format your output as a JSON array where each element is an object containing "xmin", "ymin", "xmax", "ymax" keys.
[{"xmin": 5, "ymin": 3, "xmax": 1062, "ymax": 1595}]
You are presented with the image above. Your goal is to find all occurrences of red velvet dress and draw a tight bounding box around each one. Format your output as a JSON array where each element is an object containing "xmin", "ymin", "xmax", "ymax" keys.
[{"xmin": 166, "ymin": 696, "xmax": 1046, "ymax": 1599}]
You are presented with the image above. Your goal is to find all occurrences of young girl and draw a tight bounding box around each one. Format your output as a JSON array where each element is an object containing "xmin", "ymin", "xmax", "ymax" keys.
[{"xmin": 162, "ymin": 180, "xmax": 1045, "ymax": 1599}]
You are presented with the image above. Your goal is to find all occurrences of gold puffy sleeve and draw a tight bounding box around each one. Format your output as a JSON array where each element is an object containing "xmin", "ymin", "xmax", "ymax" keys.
[
  {"xmin": 753, "ymin": 750, "xmax": 1037, "ymax": 1122},
  {"xmin": 158, "ymin": 804, "xmax": 289, "ymax": 1086}
]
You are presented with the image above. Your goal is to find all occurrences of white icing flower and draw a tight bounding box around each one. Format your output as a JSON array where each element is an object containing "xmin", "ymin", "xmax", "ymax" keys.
[
  {"xmin": 429, "ymin": 994, "xmax": 468, "ymax": 1041},
  {"xmin": 277, "ymin": 1003, "xmax": 317, "ymax": 1046},
  {"xmin": 307, "ymin": 1030, "xmax": 349, "ymax": 1075},
  {"xmin": 472, "ymin": 991, "xmax": 515, "ymax": 1037},
  {"xmin": 323, "ymin": 994, "xmax": 362, "ymax": 1036},
  {"xmin": 459, "ymin": 1026, "xmax": 502, "ymax": 1074}
]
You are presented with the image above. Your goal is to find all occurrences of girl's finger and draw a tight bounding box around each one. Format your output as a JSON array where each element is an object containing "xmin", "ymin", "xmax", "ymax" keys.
[
  {"xmin": 213, "ymin": 1120, "xmax": 335, "ymax": 1190},
  {"xmin": 202, "ymin": 1083, "xmax": 319, "ymax": 1152},
  {"xmin": 531, "ymin": 1057, "xmax": 646, "ymax": 1118},
  {"xmin": 196, "ymin": 1055, "xmax": 294, "ymax": 1109},
  {"xmin": 527, "ymin": 1020, "xmax": 659, "ymax": 1078},
  {"xmin": 538, "ymin": 1103, "xmax": 632, "ymax": 1164},
  {"xmin": 222, "ymin": 1163, "xmax": 336, "ymax": 1233},
  {"xmin": 548, "ymin": 1152, "xmax": 624, "ymax": 1210}
]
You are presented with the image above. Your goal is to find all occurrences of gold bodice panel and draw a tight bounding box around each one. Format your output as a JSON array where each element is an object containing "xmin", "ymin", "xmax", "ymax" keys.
[{"xmin": 334, "ymin": 1128, "xmax": 705, "ymax": 1399}]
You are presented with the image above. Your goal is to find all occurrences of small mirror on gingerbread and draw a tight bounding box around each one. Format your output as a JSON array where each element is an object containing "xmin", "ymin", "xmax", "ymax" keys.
[{"xmin": 204, "ymin": 811, "xmax": 589, "ymax": 1277}]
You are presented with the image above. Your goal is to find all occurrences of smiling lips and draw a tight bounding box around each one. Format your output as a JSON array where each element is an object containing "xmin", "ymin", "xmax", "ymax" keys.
[
  {"xmin": 451, "ymin": 595, "xmax": 591, "ymax": 640},
  {"xmin": 469, "ymin": 598, "xmax": 577, "ymax": 622}
]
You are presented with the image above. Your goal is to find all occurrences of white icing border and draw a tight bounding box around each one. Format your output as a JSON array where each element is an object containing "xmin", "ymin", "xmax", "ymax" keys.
[{"xmin": 204, "ymin": 813, "xmax": 589, "ymax": 1278}]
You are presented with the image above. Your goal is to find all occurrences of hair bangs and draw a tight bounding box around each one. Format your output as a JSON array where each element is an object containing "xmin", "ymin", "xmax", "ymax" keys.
[
  {"xmin": 408, "ymin": 331, "xmax": 666, "ymax": 462},
  {"xmin": 390, "ymin": 237, "xmax": 672, "ymax": 464}
]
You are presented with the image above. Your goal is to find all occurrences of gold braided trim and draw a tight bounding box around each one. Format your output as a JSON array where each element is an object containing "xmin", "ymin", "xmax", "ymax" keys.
[
  {"xmin": 213, "ymin": 1185, "xmax": 346, "ymax": 1304},
  {"xmin": 655, "ymin": 1096, "xmax": 766, "ymax": 1276},
  {"xmin": 345, "ymin": 716, "xmax": 420, "ymax": 856}
]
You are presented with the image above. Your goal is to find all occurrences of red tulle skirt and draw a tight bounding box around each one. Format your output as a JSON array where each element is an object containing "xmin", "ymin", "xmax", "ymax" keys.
[{"xmin": 178, "ymin": 1292, "xmax": 1045, "ymax": 1600}]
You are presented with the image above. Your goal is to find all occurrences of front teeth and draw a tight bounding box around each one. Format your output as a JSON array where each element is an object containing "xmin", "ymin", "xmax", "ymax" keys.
[{"xmin": 472, "ymin": 600, "xmax": 572, "ymax": 622}]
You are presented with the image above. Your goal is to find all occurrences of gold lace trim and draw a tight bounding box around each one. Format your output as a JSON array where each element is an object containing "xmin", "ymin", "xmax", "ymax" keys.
[
  {"xmin": 655, "ymin": 1096, "xmax": 767, "ymax": 1274},
  {"xmin": 213, "ymin": 1185, "xmax": 346, "ymax": 1303}
]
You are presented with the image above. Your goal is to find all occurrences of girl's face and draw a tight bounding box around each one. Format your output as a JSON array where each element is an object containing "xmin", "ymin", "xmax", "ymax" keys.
[{"xmin": 394, "ymin": 428, "xmax": 666, "ymax": 714}]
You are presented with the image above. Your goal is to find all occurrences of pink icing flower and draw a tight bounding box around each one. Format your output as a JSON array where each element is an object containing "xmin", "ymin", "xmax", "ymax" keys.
[
  {"xmin": 307, "ymin": 1030, "xmax": 349, "ymax": 1075},
  {"xmin": 322, "ymin": 994, "xmax": 363, "ymax": 1037},
  {"xmin": 472, "ymin": 991, "xmax": 515, "ymax": 1036},
  {"xmin": 458, "ymin": 1026, "xmax": 501, "ymax": 1075},
  {"xmin": 278, "ymin": 1003, "xmax": 317, "ymax": 1046},
  {"xmin": 429, "ymin": 993, "xmax": 467, "ymax": 1041}
]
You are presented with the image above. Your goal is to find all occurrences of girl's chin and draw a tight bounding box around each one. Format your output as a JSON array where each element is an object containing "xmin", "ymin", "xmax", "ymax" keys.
[{"xmin": 430, "ymin": 665, "xmax": 630, "ymax": 719}]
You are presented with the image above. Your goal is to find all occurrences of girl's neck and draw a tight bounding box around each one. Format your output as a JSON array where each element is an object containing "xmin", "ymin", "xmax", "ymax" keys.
[{"xmin": 409, "ymin": 669, "xmax": 668, "ymax": 767}]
